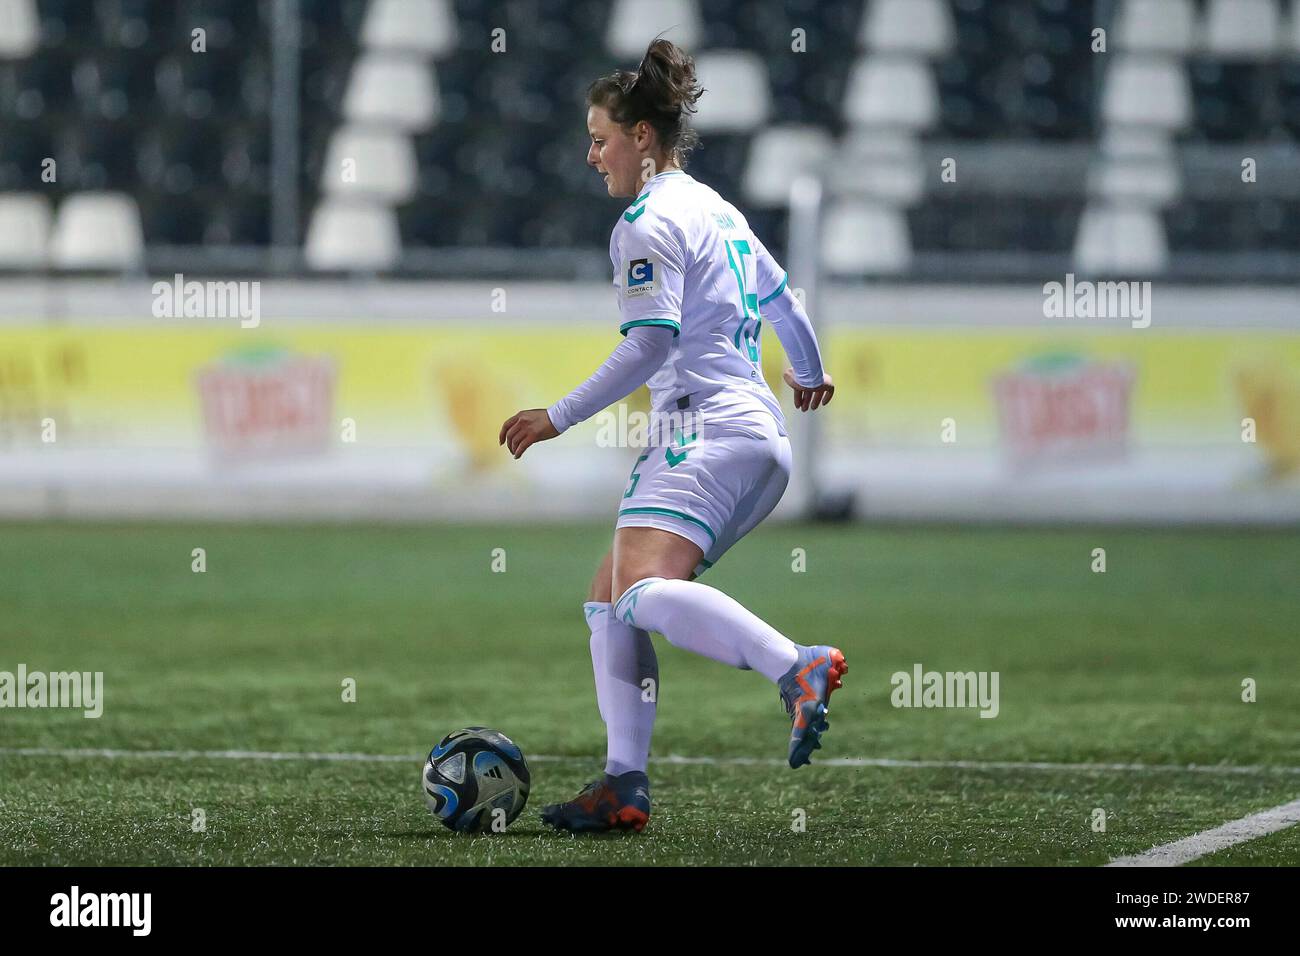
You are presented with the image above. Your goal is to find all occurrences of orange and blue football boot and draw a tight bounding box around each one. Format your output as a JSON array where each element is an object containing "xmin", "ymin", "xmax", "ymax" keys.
[
  {"xmin": 540, "ymin": 770, "xmax": 651, "ymax": 833},
  {"xmin": 779, "ymin": 645, "xmax": 848, "ymax": 768}
]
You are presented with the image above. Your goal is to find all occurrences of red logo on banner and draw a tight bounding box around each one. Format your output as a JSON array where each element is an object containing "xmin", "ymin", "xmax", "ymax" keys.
[{"xmin": 196, "ymin": 351, "xmax": 336, "ymax": 460}]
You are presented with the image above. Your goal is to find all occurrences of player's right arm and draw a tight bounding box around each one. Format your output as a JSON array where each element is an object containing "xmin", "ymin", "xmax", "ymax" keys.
[{"xmin": 753, "ymin": 237, "xmax": 834, "ymax": 411}]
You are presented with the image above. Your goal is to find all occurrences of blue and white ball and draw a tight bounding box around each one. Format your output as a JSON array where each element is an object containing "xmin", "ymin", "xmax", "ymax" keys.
[{"xmin": 422, "ymin": 727, "xmax": 531, "ymax": 833}]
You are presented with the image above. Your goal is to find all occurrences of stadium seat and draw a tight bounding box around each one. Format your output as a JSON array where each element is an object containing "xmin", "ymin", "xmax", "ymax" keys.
[
  {"xmin": 821, "ymin": 200, "xmax": 912, "ymax": 275},
  {"xmin": 1089, "ymin": 151, "xmax": 1181, "ymax": 207},
  {"xmin": 1073, "ymin": 204, "xmax": 1168, "ymax": 274},
  {"xmin": 322, "ymin": 125, "xmax": 418, "ymax": 202},
  {"xmin": 360, "ymin": 0, "xmax": 456, "ymax": 57},
  {"xmin": 831, "ymin": 129, "xmax": 924, "ymax": 204},
  {"xmin": 860, "ymin": 0, "xmax": 954, "ymax": 57},
  {"xmin": 1291, "ymin": 0, "xmax": 1300, "ymax": 53},
  {"xmin": 1114, "ymin": 0, "xmax": 1196, "ymax": 54},
  {"xmin": 0, "ymin": 0, "xmax": 39, "ymax": 57},
  {"xmin": 1186, "ymin": 58, "xmax": 1287, "ymax": 141},
  {"xmin": 844, "ymin": 55, "xmax": 939, "ymax": 129},
  {"xmin": 742, "ymin": 125, "xmax": 833, "ymax": 207},
  {"xmin": 691, "ymin": 51, "xmax": 770, "ymax": 133},
  {"xmin": 49, "ymin": 192, "xmax": 144, "ymax": 270},
  {"xmin": 1101, "ymin": 56, "xmax": 1191, "ymax": 131},
  {"xmin": 343, "ymin": 53, "xmax": 438, "ymax": 130},
  {"xmin": 0, "ymin": 192, "xmax": 49, "ymax": 267},
  {"xmin": 1202, "ymin": 0, "xmax": 1282, "ymax": 57},
  {"xmin": 605, "ymin": 0, "xmax": 702, "ymax": 60},
  {"xmin": 304, "ymin": 198, "xmax": 400, "ymax": 270}
]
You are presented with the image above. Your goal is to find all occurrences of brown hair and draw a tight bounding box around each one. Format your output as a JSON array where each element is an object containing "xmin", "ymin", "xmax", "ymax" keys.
[{"xmin": 587, "ymin": 38, "xmax": 705, "ymax": 166}]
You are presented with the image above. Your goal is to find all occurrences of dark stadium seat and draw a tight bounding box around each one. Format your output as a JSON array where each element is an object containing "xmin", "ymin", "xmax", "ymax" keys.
[
  {"xmin": 1186, "ymin": 59, "xmax": 1288, "ymax": 142},
  {"xmin": 56, "ymin": 119, "xmax": 136, "ymax": 191},
  {"xmin": 685, "ymin": 133, "xmax": 750, "ymax": 203},
  {"xmin": 1166, "ymin": 199, "xmax": 1300, "ymax": 252},
  {"xmin": 909, "ymin": 196, "xmax": 1084, "ymax": 252},
  {"xmin": 0, "ymin": 54, "xmax": 74, "ymax": 120},
  {"xmin": 0, "ymin": 121, "xmax": 53, "ymax": 190},
  {"xmin": 936, "ymin": 0, "xmax": 1094, "ymax": 139}
]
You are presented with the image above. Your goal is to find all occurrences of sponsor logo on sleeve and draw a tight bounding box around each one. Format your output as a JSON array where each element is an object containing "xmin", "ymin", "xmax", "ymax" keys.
[{"xmin": 625, "ymin": 257, "xmax": 659, "ymax": 298}]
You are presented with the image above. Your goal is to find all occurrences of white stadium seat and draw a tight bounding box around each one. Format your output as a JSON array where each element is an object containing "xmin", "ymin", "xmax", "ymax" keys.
[
  {"xmin": 343, "ymin": 54, "xmax": 439, "ymax": 131},
  {"xmin": 1203, "ymin": 0, "xmax": 1281, "ymax": 56},
  {"xmin": 742, "ymin": 125, "xmax": 833, "ymax": 207},
  {"xmin": 690, "ymin": 51, "xmax": 770, "ymax": 133},
  {"xmin": 322, "ymin": 126, "xmax": 419, "ymax": 203},
  {"xmin": 831, "ymin": 129, "xmax": 924, "ymax": 204},
  {"xmin": 821, "ymin": 201, "xmax": 912, "ymax": 276},
  {"xmin": 606, "ymin": 0, "xmax": 702, "ymax": 60},
  {"xmin": 1073, "ymin": 204, "xmax": 1168, "ymax": 274},
  {"xmin": 305, "ymin": 200, "xmax": 401, "ymax": 271},
  {"xmin": 860, "ymin": 0, "xmax": 955, "ymax": 56},
  {"xmin": 843, "ymin": 56, "xmax": 939, "ymax": 130},
  {"xmin": 1101, "ymin": 57, "xmax": 1190, "ymax": 130},
  {"xmin": 50, "ymin": 193, "xmax": 144, "ymax": 270},
  {"xmin": 0, "ymin": 0, "xmax": 39, "ymax": 58},
  {"xmin": 361, "ymin": 0, "xmax": 457, "ymax": 57},
  {"xmin": 1088, "ymin": 155, "xmax": 1180, "ymax": 207},
  {"xmin": 0, "ymin": 193, "xmax": 51, "ymax": 268},
  {"xmin": 1114, "ymin": 0, "xmax": 1196, "ymax": 54}
]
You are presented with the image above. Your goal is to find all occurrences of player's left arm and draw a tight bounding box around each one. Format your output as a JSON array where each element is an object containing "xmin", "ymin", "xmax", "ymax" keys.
[{"xmin": 753, "ymin": 237, "xmax": 834, "ymax": 412}]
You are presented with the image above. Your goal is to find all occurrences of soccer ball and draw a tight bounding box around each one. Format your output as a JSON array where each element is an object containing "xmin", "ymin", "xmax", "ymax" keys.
[{"xmin": 422, "ymin": 726, "xmax": 531, "ymax": 833}]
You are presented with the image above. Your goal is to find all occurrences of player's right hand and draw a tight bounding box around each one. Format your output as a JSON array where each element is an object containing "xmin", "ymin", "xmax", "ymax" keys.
[
  {"xmin": 499, "ymin": 408, "xmax": 559, "ymax": 459},
  {"xmin": 783, "ymin": 368, "xmax": 834, "ymax": 412}
]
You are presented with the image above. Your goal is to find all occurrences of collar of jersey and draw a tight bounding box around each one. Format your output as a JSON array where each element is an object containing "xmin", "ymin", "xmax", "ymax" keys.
[{"xmin": 634, "ymin": 170, "xmax": 689, "ymax": 202}]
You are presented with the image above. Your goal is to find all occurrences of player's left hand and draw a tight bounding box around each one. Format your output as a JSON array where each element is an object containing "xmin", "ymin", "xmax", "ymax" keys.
[
  {"xmin": 784, "ymin": 368, "xmax": 834, "ymax": 412},
  {"xmin": 499, "ymin": 409, "xmax": 559, "ymax": 459}
]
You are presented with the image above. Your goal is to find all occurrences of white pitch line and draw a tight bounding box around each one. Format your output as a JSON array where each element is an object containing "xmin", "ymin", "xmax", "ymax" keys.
[
  {"xmin": 1106, "ymin": 797, "xmax": 1300, "ymax": 867},
  {"xmin": 2, "ymin": 747, "xmax": 1299, "ymax": 777}
]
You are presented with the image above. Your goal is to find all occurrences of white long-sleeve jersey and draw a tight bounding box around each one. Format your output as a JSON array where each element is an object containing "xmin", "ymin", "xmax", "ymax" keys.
[{"xmin": 548, "ymin": 168, "xmax": 825, "ymax": 438}]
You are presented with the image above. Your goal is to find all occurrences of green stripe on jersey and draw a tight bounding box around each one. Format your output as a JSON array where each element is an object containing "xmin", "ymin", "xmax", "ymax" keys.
[
  {"xmin": 758, "ymin": 272, "xmax": 788, "ymax": 306},
  {"xmin": 618, "ymin": 507, "xmax": 717, "ymax": 545},
  {"xmin": 619, "ymin": 318, "xmax": 680, "ymax": 337}
]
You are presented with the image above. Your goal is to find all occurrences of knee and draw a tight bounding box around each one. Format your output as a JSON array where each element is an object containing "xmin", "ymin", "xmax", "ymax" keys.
[
  {"xmin": 587, "ymin": 550, "xmax": 614, "ymax": 604},
  {"xmin": 611, "ymin": 573, "xmax": 667, "ymax": 612}
]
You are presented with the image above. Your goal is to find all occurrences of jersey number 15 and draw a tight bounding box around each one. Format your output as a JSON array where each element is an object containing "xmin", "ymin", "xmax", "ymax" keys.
[{"xmin": 723, "ymin": 239, "xmax": 761, "ymax": 364}]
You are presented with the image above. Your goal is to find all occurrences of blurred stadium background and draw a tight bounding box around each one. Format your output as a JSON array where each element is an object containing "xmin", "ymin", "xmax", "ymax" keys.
[{"xmin": 0, "ymin": 0, "xmax": 1296, "ymax": 523}]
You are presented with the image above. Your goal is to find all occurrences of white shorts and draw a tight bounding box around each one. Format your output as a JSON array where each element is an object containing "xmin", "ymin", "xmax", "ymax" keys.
[{"xmin": 614, "ymin": 412, "xmax": 792, "ymax": 576}]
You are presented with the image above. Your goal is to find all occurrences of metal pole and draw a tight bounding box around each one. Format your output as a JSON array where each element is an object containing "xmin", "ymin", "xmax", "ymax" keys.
[{"xmin": 269, "ymin": 0, "xmax": 301, "ymax": 273}]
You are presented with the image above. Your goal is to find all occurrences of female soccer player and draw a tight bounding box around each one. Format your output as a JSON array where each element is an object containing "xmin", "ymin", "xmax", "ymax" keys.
[{"xmin": 499, "ymin": 38, "xmax": 846, "ymax": 833}]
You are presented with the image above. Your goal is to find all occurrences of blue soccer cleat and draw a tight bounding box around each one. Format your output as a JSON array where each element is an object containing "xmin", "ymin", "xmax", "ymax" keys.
[
  {"xmin": 778, "ymin": 645, "xmax": 849, "ymax": 769},
  {"xmin": 540, "ymin": 770, "xmax": 651, "ymax": 833}
]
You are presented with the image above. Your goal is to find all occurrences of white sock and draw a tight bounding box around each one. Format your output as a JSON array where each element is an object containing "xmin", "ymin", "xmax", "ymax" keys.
[
  {"xmin": 613, "ymin": 578, "xmax": 800, "ymax": 684},
  {"xmin": 584, "ymin": 602, "xmax": 657, "ymax": 776}
]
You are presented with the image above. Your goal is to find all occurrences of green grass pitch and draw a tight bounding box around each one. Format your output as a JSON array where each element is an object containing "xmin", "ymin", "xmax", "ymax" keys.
[{"xmin": 1, "ymin": 520, "xmax": 1297, "ymax": 866}]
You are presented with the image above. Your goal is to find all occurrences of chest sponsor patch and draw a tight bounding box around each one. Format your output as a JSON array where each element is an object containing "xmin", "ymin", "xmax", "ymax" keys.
[{"xmin": 624, "ymin": 256, "xmax": 659, "ymax": 298}]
